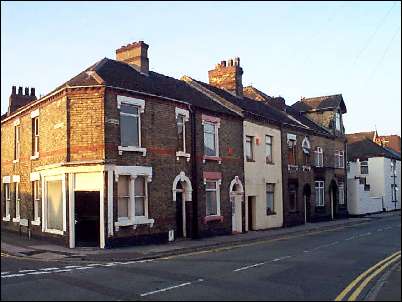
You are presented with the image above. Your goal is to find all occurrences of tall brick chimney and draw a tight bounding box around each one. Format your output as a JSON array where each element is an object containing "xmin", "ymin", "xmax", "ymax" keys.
[
  {"xmin": 208, "ymin": 57, "xmax": 243, "ymax": 97},
  {"xmin": 8, "ymin": 86, "xmax": 37, "ymax": 114},
  {"xmin": 116, "ymin": 41, "xmax": 149, "ymax": 75}
]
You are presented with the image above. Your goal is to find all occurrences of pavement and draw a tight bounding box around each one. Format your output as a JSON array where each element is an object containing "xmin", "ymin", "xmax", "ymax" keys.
[
  {"xmin": 1, "ymin": 211, "xmax": 398, "ymax": 263},
  {"xmin": 1, "ymin": 211, "xmax": 400, "ymax": 301}
]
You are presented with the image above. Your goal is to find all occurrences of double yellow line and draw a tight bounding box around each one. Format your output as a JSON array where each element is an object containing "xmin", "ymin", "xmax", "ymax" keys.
[{"xmin": 335, "ymin": 250, "xmax": 401, "ymax": 301}]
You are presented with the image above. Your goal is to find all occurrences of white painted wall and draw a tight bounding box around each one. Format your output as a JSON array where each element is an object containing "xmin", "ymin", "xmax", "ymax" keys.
[
  {"xmin": 243, "ymin": 121, "xmax": 283, "ymax": 230},
  {"xmin": 347, "ymin": 178, "xmax": 383, "ymax": 215}
]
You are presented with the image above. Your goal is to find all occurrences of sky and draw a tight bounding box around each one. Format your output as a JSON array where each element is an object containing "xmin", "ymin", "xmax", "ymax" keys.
[{"xmin": 1, "ymin": 1, "xmax": 401, "ymax": 135}]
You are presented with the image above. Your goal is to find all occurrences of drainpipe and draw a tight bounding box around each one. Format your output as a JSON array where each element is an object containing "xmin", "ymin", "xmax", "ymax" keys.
[{"xmin": 189, "ymin": 105, "xmax": 199, "ymax": 239}]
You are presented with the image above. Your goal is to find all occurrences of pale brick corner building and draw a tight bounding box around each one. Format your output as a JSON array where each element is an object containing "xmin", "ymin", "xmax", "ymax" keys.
[{"xmin": 1, "ymin": 41, "xmax": 245, "ymax": 248}]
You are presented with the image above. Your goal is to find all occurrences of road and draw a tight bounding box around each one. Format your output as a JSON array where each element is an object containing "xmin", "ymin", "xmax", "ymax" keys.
[{"xmin": 2, "ymin": 214, "xmax": 401, "ymax": 301}]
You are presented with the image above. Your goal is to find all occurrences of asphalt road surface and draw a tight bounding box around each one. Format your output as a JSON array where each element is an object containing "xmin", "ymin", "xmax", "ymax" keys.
[{"xmin": 2, "ymin": 214, "xmax": 401, "ymax": 301}]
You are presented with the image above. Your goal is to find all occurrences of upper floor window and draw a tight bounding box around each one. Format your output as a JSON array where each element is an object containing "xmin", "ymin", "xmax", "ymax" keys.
[
  {"xmin": 314, "ymin": 147, "xmax": 324, "ymax": 167},
  {"xmin": 245, "ymin": 136, "xmax": 254, "ymax": 161},
  {"xmin": 287, "ymin": 135, "xmax": 297, "ymax": 165},
  {"xmin": 315, "ymin": 181, "xmax": 325, "ymax": 207},
  {"xmin": 204, "ymin": 122, "xmax": 218, "ymax": 157},
  {"xmin": 32, "ymin": 117, "xmax": 39, "ymax": 157},
  {"xmin": 360, "ymin": 161, "xmax": 369, "ymax": 175},
  {"xmin": 120, "ymin": 103, "xmax": 140, "ymax": 147},
  {"xmin": 335, "ymin": 151, "xmax": 345, "ymax": 168},
  {"xmin": 265, "ymin": 135, "xmax": 273, "ymax": 164},
  {"xmin": 302, "ymin": 137, "xmax": 311, "ymax": 166},
  {"xmin": 175, "ymin": 108, "xmax": 190, "ymax": 158},
  {"xmin": 14, "ymin": 124, "xmax": 20, "ymax": 162},
  {"xmin": 335, "ymin": 111, "xmax": 341, "ymax": 131},
  {"xmin": 117, "ymin": 96, "xmax": 146, "ymax": 156}
]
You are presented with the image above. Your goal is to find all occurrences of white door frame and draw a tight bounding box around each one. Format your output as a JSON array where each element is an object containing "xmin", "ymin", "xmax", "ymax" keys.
[
  {"xmin": 229, "ymin": 176, "xmax": 244, "ymax": 234},
  {"xmin": 172, "ymin": 172, "xmax": 193, "ymax": 239}
]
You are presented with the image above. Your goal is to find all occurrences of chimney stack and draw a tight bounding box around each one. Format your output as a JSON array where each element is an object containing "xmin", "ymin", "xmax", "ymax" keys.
[
  {"xmin": 116, "ymin": 41, "xmax": 149, "ymax": 75},
  {"xmin": 8, "ymin": 86, "xmax": 37, "ymax": 115},
  {"xmin": 208, "ymin": 57, "xmax": 244, "ymax": 97}
]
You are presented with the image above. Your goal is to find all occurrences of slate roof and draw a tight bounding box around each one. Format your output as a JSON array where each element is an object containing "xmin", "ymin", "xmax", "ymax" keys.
[
  {"xmin": 346, "ymin": 132, "xmax": 376, "ymax": 144},
  {"xmin": 347, "ymin": 138, "xmax": 401, "ymax": 161},
  {"xmin": 292, "ymin": 94, "xmax": 347, "ymax": 114},
  {"xmin": 57, "ymin": 58, "xmax": 239, "ymax": 117}
]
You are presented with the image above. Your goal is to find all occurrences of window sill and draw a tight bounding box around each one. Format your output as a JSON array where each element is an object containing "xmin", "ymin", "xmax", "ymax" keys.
[
  {"xmin": 203, "ymin": 155, "xmax": 222, "ymax": 164},
  {"xmin": 302, "ymin": 165, "xmax": 311, "ymax": 171},
  {"xmin": 30, "ymin": 154, "xmax": 40, "ymax": 160},
  {"xmin": 45, "ymin": 228, "xmax": 64, "ymax": 235},
  {"xmin": 12, "ymin": 159, "xmax": 19, "ymax": 164},
  {"xmin": 176, "ymin": 151, "xmax": 191, "ymax": 162},
  {"xmin": 2, "ymin": 215, "xmax": 11, "ymax": 222},
  {"xmin": 288, "ymin": 164, "xmax": 299, "ymax": 172},
  {"xmin": 115, "ymin": 217, "xmax": 155, "ymax": 231},
  {"xmin": 246, "ymin": 159, "xmax": 256, "ymax": 163},
  {"xmin": 266, "ymin": 161, "xmax": 274, "ymax": 165},
  {"xmin": 12, "ymin": 217, "xmax": 20, "ymax": 223},
  {"xmin": 31, "ymin": 219, "xmax": 41, "ymax": 226},
  {"xmin": 266, "ymin": 211, "xmax": 277, "ymax": 216},
  {"xmin": 203, "ymin": 215, "xmax": 223, "ymax": 224},
  {"xmin": 20, "ymin": 219, "xmax": 28, "ymax": 226},
  {"xmin": 118, "ymin": 146, "xmax": 147, "ymax": 156}
]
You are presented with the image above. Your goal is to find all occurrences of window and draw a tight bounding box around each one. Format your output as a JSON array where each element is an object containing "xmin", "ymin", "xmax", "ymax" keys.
[
  {"xmin": 177, "ymin": 114, "xmax": 185, "ymax": 153},
  {"xmin": 134, "ymin": 176, "xmax": 146, "ymax": 217},
  {"xmin": 288, "ymin": 139, "xmax": 297, "ymax": 165},
  {"xmin": 14, "ymin": 125, "xmax": 20, "ymax": 161},
  {"xmin": 204, "ymin": 122, "xmax": 218, "ymax": 157},
  {"xmin": 360, "ymin": 161, "xmax": 369, "ymax": 174},
  {"xmin": 4, "ymin": 183, "xmax": 11, "ymax": 219},
  {"xmin": 46, "ymin": 180, "xmax": 63, "ymax": 231},
  {"xmin": 265, "ymin": 135, "xmax": 273, "ymax": 163},
  {"xmin": 120, "ymin": 103, "xmax": 140, "ymax": 148},
  {"xmin": 32, "ymin": 116, "xmax": 39, "ymax": 157},
  {"xmin": 15, "ymin": 182, "xmax": 20, "ymax": 219},
  {"xmin": 391, "ymin": 184, "xmax": 397, "ymax": 202},
  {"xmin": 335, "ymin": 111, "xmax": 341, "ymax": 131},
  {"xmin": 206, "ymin": 181, "xmax": 220, "ymax": 216},
  {"xmin": 245, "ymin": 136, "xmax": 254, "ymax": 161},
  {"xmin": 33, "ymin": 180, "xmax": 40, "ymax": 223},
  {"xmin": 335, "ymin": 151, "xmax": 345, "ymax": 168},
  {"xmin": 338, "ymin": 182, "xmax": 345, "ymax": 205},
  {"xmin": 315, "ymin": 181, "xmax": 325, "ymax": 207},
  {"xmin": 314, "ymin": 147, "xmax": 324, "ymax": 167},
  {"xmin": 266, "ymin": 184, "xmax": 275, "ymax": 215},
  {"xmin": 118, "ymin": 175, "xmax": 130, "ymax": 219},
  {"xmin": 288, "ymin": 184, "xmax": 297, "ymax": 211},
  {"xmin": 302, "ymin": 137, "xmax": 310, "ymax": 166}
]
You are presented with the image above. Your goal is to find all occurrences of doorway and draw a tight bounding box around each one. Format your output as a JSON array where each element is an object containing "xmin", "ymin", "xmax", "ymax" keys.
[
  {"xmin": 330, "ymin": 180, "xmax": 338, "ymax": 220},
  {"xmin": 176, "ymin": 184, "xmax": 185, "ymax": 238},
  {"xmin": 303, "ymin": 185, "xmax": 311, "ymax": 223},
  {"xmin": 248, "ymin": 196, "xmax": 255, "ymax": 231},
  {"xmin": 74, "ymin": 191, "xmax": 100, "ymax": 247}
]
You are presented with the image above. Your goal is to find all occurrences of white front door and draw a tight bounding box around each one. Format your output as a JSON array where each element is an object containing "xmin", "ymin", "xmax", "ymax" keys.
[{"xmin": 231, "ymin": 195, "xmax": 242, "ymax": 233}]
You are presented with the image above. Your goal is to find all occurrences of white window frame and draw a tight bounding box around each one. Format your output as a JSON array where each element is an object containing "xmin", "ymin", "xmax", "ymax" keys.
[
  {"xmin": 314, "ymin": 147, "xmax": 324, "ymax": 167},
  {"xmin": 203, "ymin": 121, "xmax": 219, "ymax": 157},
  {"xmin": 117, "ymin": 95, "xmax": 146, "ymax": 156},
  {"xmin": 117, "ymin": 175, "xmax": 131, "ymax": 222},
  {"xmin": 335, "ymin": 150, "xmax": 345, "ymax": 168},
  {"xmin": 30, "ymin": 109, "xmax": 40, "ymax": 159},
  {"xmin": 335, "ymin": 111, "xmax": 341, "ymax": 131},
  {"xmin": 43, "ymin": 175, "xmax": 66, "ymax": 235},
  {"xmin": 315, "ymin": 181, "xmax": 325, "ymax": 207},
  {"xmin": 338, "ymin": 182, "xmax": 345, "ymax": 205},
  {"xmin": 3, "ymin": 176, "xmax": 11, "ymax": 221},
  {"xmin": 30, "ymin": 172, "xmax": 41, "ymax": 225},
  {"xmin": 245, "ymin": 135, "xmax": 254, "ymax": 161},
  {"xmin": 265, "ymin": 135, "xmax": 273, "ymax": 164},
  {"xmin": 175, "ymin": 107, "xmax": 190, "ymax": 160},
  {"xmin": 205, "ymin": 179, "xmax": 221, "ymax": 217},
  {"xmin": 114, "ymin": 166, "xmax": 154, "ymax": 230},
  {"xmin": 12, "ymin": 176, "xmax": 21, "ymax": 223},
  {"xmin": 13, "ymin": 120, "xmax": 21, "ymax": 163}
]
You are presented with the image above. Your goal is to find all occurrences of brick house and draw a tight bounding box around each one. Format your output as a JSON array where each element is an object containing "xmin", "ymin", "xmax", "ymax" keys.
[
  {"xmin": 183, "ymin": 59, "xmax": 348, "ymax": 228},
  {"xmin": 1, "ymin": 41, "xmax": 245, "ymax": 248}
]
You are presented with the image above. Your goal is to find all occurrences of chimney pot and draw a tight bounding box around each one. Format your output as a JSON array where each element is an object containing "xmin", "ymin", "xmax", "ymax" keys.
[
  {"xmin": 31, "ymin": 88, "xmax": 35, "ymax": 96},
  {"xmin": 18, "ymin": 87, "xmax": 23, "ymax": 95},
  {"xmin": 25, "ymin": 87, "xmax": 29, "ymax": 95},
  {"xmin": 208, "ymin": 57, "xmax": 243, "ymax": 97},
  {"xmin": 12, "ymin": 86, "xmax": 16, "ymax": 95}
]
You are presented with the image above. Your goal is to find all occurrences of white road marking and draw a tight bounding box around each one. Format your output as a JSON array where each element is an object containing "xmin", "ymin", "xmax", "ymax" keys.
[
  {"xmin": 272, "ymin": 256, "xmax": 292, "ymax": 262},
  {"xmin": 26, "ymin": 271, "xmax": 50, "ymax": 275},
  {"xmin": 53, "ymin": 269, "xmax": 73, "ymax": 273},
  {"xmin": 377, "ymin": 228, "xmax": 383, "ymax": 232},
  {"xmin": 233, "ymin": 262, "xmax": 265, "ymax": 272},
  {"xmin": 345, "ymin": 236, "xmax": 356, "ymax": 241},
  {"xmin": 86, "ymin": 263, "xmax": 104, "ymax": 267},
  {"xmin": 140, "ymin": 279, "xmax": 204, "ymax": 297},
  {"xmin": 383, "ymin": 226, "xmax": 392, "ymax": 230},
  {"xmin": 40, "ymin": 267, "xmax": 59, "ymax": 271},
  {"xmin": 358, "ymin": 232, "xmax": 372, "ymax": 237},
  {"xmin": 2, "ymin": 273, "xmax": 26, "ymax": 278},
  {"xmin": 1, "ymin": 272, "xmax": 10, "ymax": 275},
  {"xmin": 75, "ymin": 266, "xmax": 94, "ymax": 270},
  {"xmin": 64, "ymin": 265, "xmax": 81, "ymax": 269}
]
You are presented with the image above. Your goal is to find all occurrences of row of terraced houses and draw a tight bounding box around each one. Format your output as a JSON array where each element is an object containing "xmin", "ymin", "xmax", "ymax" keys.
[{"xmin": 1, "ymin": 41, "xmax": 349, "ymax": 248}]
